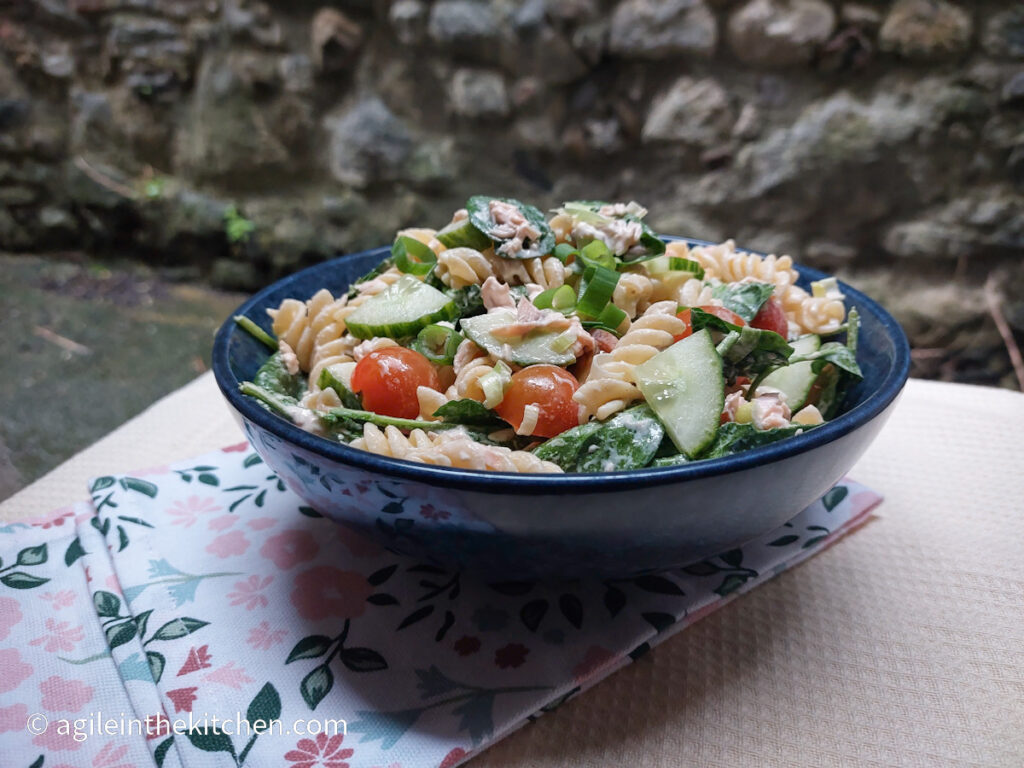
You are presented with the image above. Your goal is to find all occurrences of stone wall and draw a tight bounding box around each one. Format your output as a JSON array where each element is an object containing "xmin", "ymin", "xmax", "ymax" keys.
[{"xmin": 1, "ymin": 0, "xmax": 1022, "ymax": 385}]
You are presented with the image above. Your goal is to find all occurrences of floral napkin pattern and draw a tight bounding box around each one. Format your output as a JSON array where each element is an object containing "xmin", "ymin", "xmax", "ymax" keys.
[{"xmin": 0, "ymin": 443, "xmax": 881, "ymax": 768}]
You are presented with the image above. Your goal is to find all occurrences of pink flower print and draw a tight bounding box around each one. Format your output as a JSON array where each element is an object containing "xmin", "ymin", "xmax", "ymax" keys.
[
  {"xmin": 33, "ymin": 722, "xmax": 83, "ymax": 752},
  {"xmin": 104, "ymin": 574, "xmax": 121, "ymax": 592},
  {"xmin": 92, "ymin": 741, "xmax": 134, "ymax": 768},
  {"xmin": 206, "ymin": 530, "xmax": 250, "ymax": 558},
  {"xmin": 334, "ymin": 524, "xmax": 383, "ymax": 558},
  {"xmin": 284, "ymin": 733, "xmax": 354, "ymax": 768},
  {"xmin": 145, "ymin": 713, "xmax": 172, "ymax": 741},
  {"xmin": 261, "ymin": 529, "xmax": 319, "ymax": 569},
  {"xmin": 131, "ymin": 464, "xmax": 171, "ymax": 477},
  {"xmin": 0, "ymin": 596, "xmax": 23, "ymax": 640},
  {"xmin": 290, "ymin": 566, "xmax": 373, "ymax": 621},
  {"xmin": 29, "ymin": 618, "xmax": 84, "ymax": 653},
  {"xmin": 228, "ymin": 575, "xmax": 273, "ymax": 610},
  {"xmin": 167, "ymin": 495, "xmax": 222, "ymax": 527},
  {"xmin": 204, "ymin": 661, "xmax": 254, "ymax": 689},
  {"xmin": 208, "ymin": 514, "xmax": 238, "ymax": 532},
  {"xmin": 247, "ymin": 620, "xmax": 287, "ymax": 650},
  {"xmin": 248, "ymin": 516, "xmax": 277, "ymax": 531},
  {"xmin": 494, "ymin": 643, "xmax": 529, "ymax": 669},
  {"xmin": 40, "ymin": 676, "xmax": 94, "ymax": 712},
  {"xmin": 36, "ymin": 509, "xmax": 74, "ymax": 529},
  {"xmin": 40, "ymin": 590, "xmax": 77, "ymax": 611},
  {"xmin": 176, "ymin": 645, "xmax": 213, "ymax": 676},
  {"xmin": 0, "ymin": 649, "xmax": 32, "ymax": 694},
  {"xmin": 0, "ymin": 703, "xmax": 28, "ymax": 733},
  {"xmin": 166, "ymin": 687, "xmax": 198, "ymax": 713},
  {"xmin": 223, "ymin": 441, "xmax": 249, "ymax": 452},
  {"xmin": 439, "ymin": 748, "xmax": 468, "ymax": 768},
  {"xmin": 453, "ymin": 636, "xmax": 480, "ymax": 657},
  {"xmin": 572, "ymin": 645, "xmax": 617, "ymax": 685},
  {"xmin": 418, "ymin": 504, "xmax": 449, "ymax": 521}
]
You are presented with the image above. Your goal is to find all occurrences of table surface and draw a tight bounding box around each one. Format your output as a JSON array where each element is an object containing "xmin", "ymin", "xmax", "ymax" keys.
[{"xmin": 3, "ymin": 374, "xmax": 1022, "ymax": 767}]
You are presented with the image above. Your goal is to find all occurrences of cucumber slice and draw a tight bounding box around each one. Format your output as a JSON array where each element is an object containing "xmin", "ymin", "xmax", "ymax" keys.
[
  {"xmin": 317, "ymin": 363, "xmax": 361, "ymax": 409},
  {"xmin": 459, "ymin": 310, "xmax": 576, "ymax": 366},
  {"xmin": 436, "ymin": 217, "xmax": 492, "ymax": 250},
  {"xmin": 758, "ymin": 334, "xmax": 820, "ymax": 411},
  {"xmin": 635, "ymin": 329, "xmax": 724, "ymax": 457},
  {"xmin": 345, "ymin": 275, "xmax": 457, "ymax": 340}
]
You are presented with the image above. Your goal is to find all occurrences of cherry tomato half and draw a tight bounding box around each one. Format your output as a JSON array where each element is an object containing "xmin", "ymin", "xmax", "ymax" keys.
[
  {"xmin": 495, "ymin": 365, "xmax": 580, "ymax": 438},
  {"xmin": 350, "ymin": 347, "xmax": 441, "ymax": 419},
  {"xmin": 673, "ymin": 305, "xmax": 747, "ymax": 342},
  {"xmin": 751, "ymin": 296, "xmax": 788, "ymax": 337}
]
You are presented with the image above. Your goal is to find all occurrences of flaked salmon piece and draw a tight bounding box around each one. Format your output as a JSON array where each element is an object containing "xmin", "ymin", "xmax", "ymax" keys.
[
  {"xmin": 751, "ymin": 392, "xmax": 792, "ymax": 430},
  {"xmin": 489, "ymin": 298, "xmax": 571, "ymax": 340},
  {"xmin": 489, "ymin": 199, "xmax": 542, "ymax": 257},
  {"xmin": 481, "ymin": 276, "xmax": 516, "ymax": 311}
]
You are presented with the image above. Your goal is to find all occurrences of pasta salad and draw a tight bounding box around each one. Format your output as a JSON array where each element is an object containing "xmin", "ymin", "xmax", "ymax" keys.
[{"xmin": 237, "ymin": 196, "xmax": 862, "ymax": 474}]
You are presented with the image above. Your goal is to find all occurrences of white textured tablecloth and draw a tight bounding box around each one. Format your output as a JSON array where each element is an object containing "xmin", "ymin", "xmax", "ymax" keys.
[{"xmin": 3, "ymin": 374, "xmax": 1023, "ymax": 767}]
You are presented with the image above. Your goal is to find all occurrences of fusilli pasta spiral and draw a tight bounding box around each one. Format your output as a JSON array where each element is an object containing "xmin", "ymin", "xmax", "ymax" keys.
[
  {"xmin": 352, "ymin": 424, "xmax": 562, "ymax": 473},
  {"xmin": 574, "ymin": 301, "xmax": 688, "ymax": 420},
  {"xmin": 436, "ymin": 248, "xmax": 567, "ymax": 291}
]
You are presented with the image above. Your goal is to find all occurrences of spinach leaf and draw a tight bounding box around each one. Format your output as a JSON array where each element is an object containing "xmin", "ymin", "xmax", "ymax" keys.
[
  {"xmin": 466, "ymin": 196, "xmax": 555, "ymax": 259},
  {"xmin": 793, "ymin": 342, "xmax": 863, "ymax": 379},
  {"xmin": 715, "ymin": 326, "xmax": 792, "ymax": 381},
  {"xmin": 532, "ymin": 422, "xmax": 602, "ymax": 469},
  {"xmin": 702, "ymin": 422, "xmax": 812, "ymax": 459},
  {"xmin": 320, "ymin": 407, "xmax": 459, "ymax": 433},
  {"xmin": 433, "ymin": 399, "xmax": 507, "ymax": 428},
  {"xmin": 533, "ymin": 406, "xmax": 664, "ymax": 473},
  {"xmin": 446, "ymin": 284, "xmax": 484, "ymax": 319},
  {"xmin": 253, "ymin": 352, "xmax": 304, "ymax": 399},
  {"xmin": 239, "ymin": 381, "xmax": 297, "ymax": 417},
  {"xmin": 710, "ymin": 282, "xmax": 775, "ymax": 323}
]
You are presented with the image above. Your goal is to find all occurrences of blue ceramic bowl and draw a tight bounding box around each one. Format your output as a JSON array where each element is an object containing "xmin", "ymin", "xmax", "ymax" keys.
[{"xmin": 212, "ymin": 240, "xmax": 909, "ymax": 578}]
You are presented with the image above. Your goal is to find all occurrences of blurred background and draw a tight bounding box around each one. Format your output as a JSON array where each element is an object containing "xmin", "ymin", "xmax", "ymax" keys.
[{"xmin": 1, "ymin": 0, "xmax": 1022, "ymax": 500}]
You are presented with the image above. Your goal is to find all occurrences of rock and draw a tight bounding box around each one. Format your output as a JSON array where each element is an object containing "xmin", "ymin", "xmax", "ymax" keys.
[
  {"xmin": 884, "ymin": 187, "xmax": 1024, "ymax": 258},
  {"xmin": 447, "ymin": 68, "xmax": 509, "ymax": 119},
  {"xmin": 878, "ymin": 0, "xmax": 972, "ymax": 60},
  {"xmin": 732, "ymin": 102, "xmax": 763, "ymax": 141},
  {"xmin": 173, "ymin": 53, "xmax": 291, "ymax": 185},
  {"xmin": 324, "ymin": 96, "xmax": 414, "ymax": 187},
  {"xmin": 609, "ymin": 0, "xmax": 717, "ymax": 59},
  {"xmin": 278, "ymin": 54, "xmax": 314, "ymax": 94},
  {"xmin": 982, "ymin": 7, "xmax": 1024, "ymax": 59},
  {"xmin": 428, "ymin": 1, "xmax": 501, "ymax": 48},
  {"xmin": 517, "ymin": 25, "xmax": 590, "ymax": 86},
  {"xmin": 726, "ymin": 0, "xmax": 836, "ymax": 67},
  {"xmin": 41, "ymin": 42, "xmax": 75, "ymax": 79},
  {"xmin": 514, "ymin": 115, "xmax": 561, "ymax": 151},
  {"xmin": 407, "ymin": 139, "xmax": 457, "ymax": 186},
  {"xmin": 841, "ymin": 3, "xmax": 882, "ymax": 29},
  {"xmin": 310, "ymin": 7, "xmax": 363, "ymax": 74},
  {"xmin": 641, "ymin": 77, "xmax": 733, "ymax": 147},
  {"xmin": 1001, "ymin": 72, "xmax": 1024, "ymax": 106},
  {"xmin": 572, "ymin": 18, "xmax": 610, "ymax": 65},
  {"xmin": 805, "ymin": 239, "xmax": 857, "ymax": 265},
  {"xmin": 389, "ymin": 0, "xmax": 429, "ymax": 46}
]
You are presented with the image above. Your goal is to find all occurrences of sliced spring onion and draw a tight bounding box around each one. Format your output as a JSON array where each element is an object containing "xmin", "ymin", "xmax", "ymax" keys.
[
  {"xmin": 478, "ymin": 360, "xmax": 512, "ymax": 409},
  {"xmin": 576, "ymin": 265, "xmax": 620, "ymax": 319},
  {"xmin": 413, "ymin": 323, "xmax": 464, "ymax": 365},
  {"xmin": 392, "ymin": 235, "xmax": 437, "ymax": 276},
  {"xmin": 551, "ymin": 329, "xmax": 577, "ymax": 354},
  {"xmin": 553, "ymin": 243, "xmax": 578, "ymax": 263},
  {"xmin": 593, "ymin": 302, "xmax": 627, "ymax": 332},
  {"xmin": 579, "ymin": 240, "xmax": 617, "ymax": 270},
  {"xmin": 533, "ymin": 284, "xmax": 577, "ymax": 313},
  {"xmin": 811, "ymin": 276, "xmax": 843, "ymax": 299},
  {"xmin": 233, "ymin": 315, "xmax": 277, "ymax": 349}
]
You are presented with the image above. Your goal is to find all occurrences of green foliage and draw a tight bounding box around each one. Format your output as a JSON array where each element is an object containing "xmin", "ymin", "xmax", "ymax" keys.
[{"xmin": 224, "ymin": 205, "xmax": 255, "ymax": 244}]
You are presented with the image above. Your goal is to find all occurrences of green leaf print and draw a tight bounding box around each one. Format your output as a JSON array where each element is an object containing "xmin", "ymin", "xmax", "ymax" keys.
[
  {"xmin": 822, "ymin": 485, "xmax": 849, "ymax": 512},
  {"xmin": 64, "ymin": 537, "xmax": 86, "ymax": 566},
  {"xmin": 300, "ymin": 664, "xmax": 334, "ymax": 711},
  {"xmin": 286, "ymin": 635, "xmax": 332, "ymax": 664},
  {"xmin": 91, "ymin": 476, "xmax": 116, "ymax": 493},
  {"xmin": 16, "ymin": 544, "xmax": 48, "ymax": 566},
  {"xmin": 119, "ymin": 477, "xmax": 159, "ymax": 498},
  {"xmin": 93, "ymin": 591, "xmax": 121, "ymax": 618},
  {"xmin": 105, "ymin": 621, "xmax": 137, "ymax": 650},
  {"xmin": 146, "ymin": 651, "xmax": 165, "ymax": 683},
  {"xmin": 768, "ymin": 535, "xmax": 800, "ymax": 547},
  {"xmin": 1, "ymin": 572, "xmax": 49, "ymax": 589},
  {"xmin": 154, "ymin": 737, "xmax": 174, "ymax": 767},
  {"xmin": 246, "ymin": 683, "xmax": 282, "ymax": 729},
  {"xmin": 149, "ymin": 617, "xmax": 209, "ymax": 641},
  {"xmin": 339, "ymin": 647, "xmax": 389, "ymax": 673},
  {"xmin": 185, "ymin": 727, "xmax": 237, "ymax": 760}
]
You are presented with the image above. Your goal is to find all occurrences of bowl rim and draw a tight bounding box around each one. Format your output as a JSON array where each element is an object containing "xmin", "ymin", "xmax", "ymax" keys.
[{"xmin": 212, "ymin": 237, "xmax": 910, "ymax": 494}]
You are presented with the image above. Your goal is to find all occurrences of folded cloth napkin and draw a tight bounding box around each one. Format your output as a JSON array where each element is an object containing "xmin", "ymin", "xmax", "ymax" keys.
[{"xmin": 0, "ymin": 443, "xmax": 881, "ymax": 768}]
